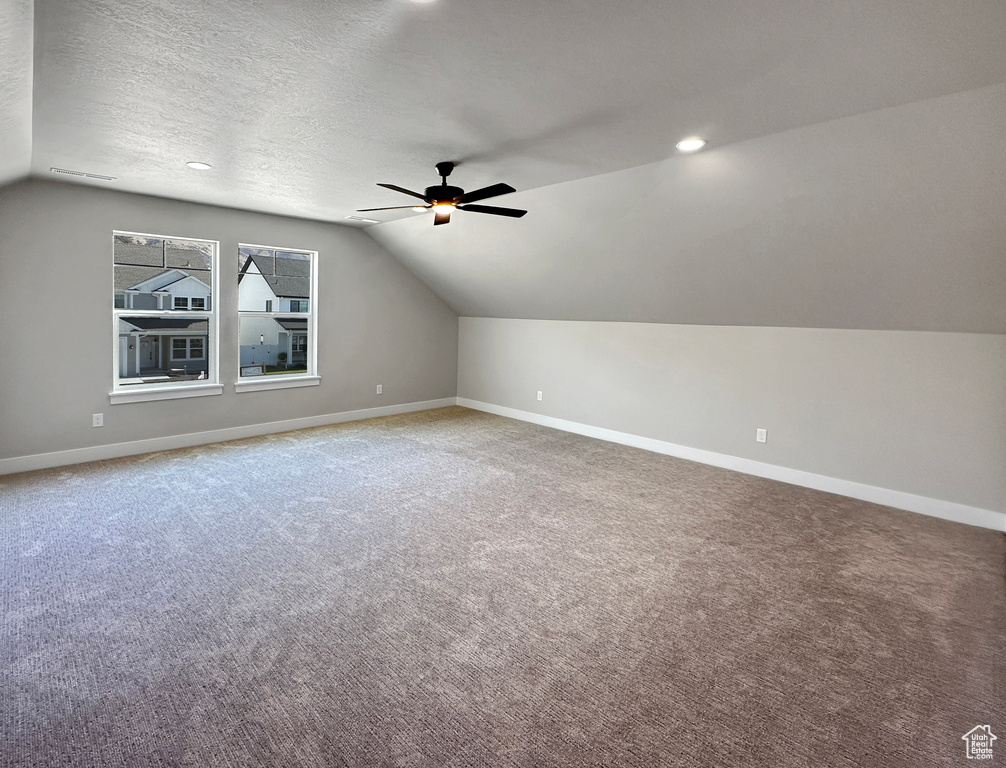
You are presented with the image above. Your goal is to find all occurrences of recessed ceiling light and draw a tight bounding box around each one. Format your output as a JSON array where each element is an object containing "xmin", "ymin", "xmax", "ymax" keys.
[
  {"xmin": 675, "ymin": 138, "xmax": 706, "ymax": 153},
  {"xmin": 185, "ymin": 161, "xmax": 212, "ymax": 170}
]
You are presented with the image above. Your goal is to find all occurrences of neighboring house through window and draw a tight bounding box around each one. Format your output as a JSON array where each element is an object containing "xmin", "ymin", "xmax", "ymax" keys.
[
  {"xmin": 237, "ymin": 244, "xmax": 319, "ymax": 392},
  {"xmin": 111, "ymin": 232, "xmax": 221, "ymax": 403}
]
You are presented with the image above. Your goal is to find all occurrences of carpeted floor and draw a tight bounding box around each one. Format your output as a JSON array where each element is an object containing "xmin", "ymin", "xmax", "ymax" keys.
[{"xmin": 1, "ymin": 406, "xmax": 1003, "ymax": 767}]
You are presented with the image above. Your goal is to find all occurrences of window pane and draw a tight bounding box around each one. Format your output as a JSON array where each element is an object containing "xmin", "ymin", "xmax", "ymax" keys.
[
  {"xmin": 173, "ymin": 296, "xmax": 188, "ymax": 310},
  {"xmin": 165, "ymin": 240, "xmax": 213, "ymax": 272},
  {"xmin": 275, "ymin": 251, "xmax": 310, "ymax": 276},
  {"xmin": 117, "ymin": 316, "xmax": 209, "ymax": 385},
  {"xmin": 191, "ymin": 297, "xmax": 205, "ymax": 310},
  {"xmin": 114, "ymin": 264, "xmax": 213, "ymax": 310},
  {"xmin": 239, "ymin": 247, "xmax": 273, "ymax": 275},
  {"xmin": 239, "ymin": 316, "xmax": 310, "ymax": 376},
  {"xmin": 238, "ymin": 248, "xmax": 308, "ymax": 311},
  {"xmin": 114, "ymin": 235, "xmax": 164, "ymax": 266},
  {"xmin": 238, "ymin": 249, "xmax": 274, "ymax": 311}
]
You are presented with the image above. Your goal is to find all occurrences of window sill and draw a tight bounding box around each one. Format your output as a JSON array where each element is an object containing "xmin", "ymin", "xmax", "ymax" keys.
[
  {"xmin": 109, "ymin": 383, "xmax": 224, "ymax": 405},
  {"xmin": 234, "ymin": 375, "xmax": 321, "ymax": 394}
]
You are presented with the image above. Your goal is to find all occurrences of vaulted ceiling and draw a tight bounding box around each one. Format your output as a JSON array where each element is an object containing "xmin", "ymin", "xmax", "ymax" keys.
[{"xmin": 3, "ymin": 0, "xmax": 1006, "ymax": 330}]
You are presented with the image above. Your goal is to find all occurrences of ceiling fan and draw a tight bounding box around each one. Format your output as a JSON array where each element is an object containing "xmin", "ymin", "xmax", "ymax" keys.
[{"xmin": 357, "ymin": 161, "xmax": 527, "ymax": 226}]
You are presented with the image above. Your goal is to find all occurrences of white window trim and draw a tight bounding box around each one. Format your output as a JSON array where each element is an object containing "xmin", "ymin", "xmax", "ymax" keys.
[
  {"xmin": 235, "ymin": 243, "xmax": 320, "ymax": 394},
  {"xmin": 234, "ymin": 375, "xmax": 321, "ymax": 393},
  {"xmin": 110, "ymin": 383, "xmax": 224, "ymax": 405},
  {"xmin": 110, "ymin": 231, "xmax": 221, "ymax": 404}
]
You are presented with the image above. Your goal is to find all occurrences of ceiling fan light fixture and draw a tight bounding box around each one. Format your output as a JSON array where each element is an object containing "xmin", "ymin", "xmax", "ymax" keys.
[
  {"xmin": 412, "ymin": 206, "xmax": 429, "ymax": 212},
  {"xmin": 431, "ymin": 202, "xmax": 456, "ymax": 214},
  {"xmin": 675, "ymin": 138, "xmax": 706, "ymax": 153}
]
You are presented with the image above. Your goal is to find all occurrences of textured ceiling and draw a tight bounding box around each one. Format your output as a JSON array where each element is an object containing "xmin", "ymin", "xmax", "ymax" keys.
[
  {"xmin": 21, "ymin": 0, "xmax": 1006, "ymax": 220},
  {"xmin": 0, "ymin": 0, "xmax": 33, "ymax": 185},
  {"xmin": 5, "ymin": 0, "xmax": 1006, "ymax": 329}
]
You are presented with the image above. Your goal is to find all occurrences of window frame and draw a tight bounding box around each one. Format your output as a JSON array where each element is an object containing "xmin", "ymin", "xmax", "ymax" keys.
[
  {"xmin": 110, "ymin": 231, "xmax": 222, "ymax": 404},
  {"xmin": 235, "ymin": 243, "xmax": 320, "ymax": 393}
]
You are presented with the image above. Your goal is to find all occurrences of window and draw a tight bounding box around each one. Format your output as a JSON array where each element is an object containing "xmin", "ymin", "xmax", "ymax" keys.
[
  {"xmin": 111, "ymin": 232, "xmax": 221, "ymax": 403},
  {"xmin": 236, "ymin": 245, "xmax": 319, "ymax": 392},
  {"xmin": 172, "ymin": 296, "xmax": 207, "ymax": 310},
  {"xmin": 172, "ymin": 338, "xmax": 205, "ymax": 360}
]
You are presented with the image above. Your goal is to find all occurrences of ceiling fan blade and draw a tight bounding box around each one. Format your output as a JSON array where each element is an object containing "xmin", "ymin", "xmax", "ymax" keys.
[
  {"xmin": 458, "ymin": 204, "xmax": 527, "ymax": 218},
  {"xmin": 434, "ymin": 211, "xmax": 452, "ymax": 226},
  {"xmin": 356, "ymin": 205, "xmax": 427, "ymax": 212},
  {"xmin": 455, "ymin": 183, "xmax": 516, "ymax": 205},
  {"xmin": 376, "ymin": 183, "xmax": 430, "ymax": 201}
]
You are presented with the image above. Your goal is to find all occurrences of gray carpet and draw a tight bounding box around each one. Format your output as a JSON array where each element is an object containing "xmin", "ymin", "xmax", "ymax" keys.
[{"xmin": 1, "ymin": 406, "xmax": 1003, "ymax": 767}]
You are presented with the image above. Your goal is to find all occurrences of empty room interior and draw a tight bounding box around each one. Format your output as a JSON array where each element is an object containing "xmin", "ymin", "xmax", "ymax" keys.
[{"xmin": 1, "ymin": 0, "xmax": 1004, "ymax": 766}]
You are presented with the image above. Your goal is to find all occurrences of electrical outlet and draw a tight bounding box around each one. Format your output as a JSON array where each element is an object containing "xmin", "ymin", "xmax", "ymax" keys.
[
  {"xmin": 537, "ymin": 390, "xmax": 543, "ymax": 402},
  {"xmin": 92, "ymin": 413, "xmax": 104, "ymax": 428},
  {"xmin": 756, "ymin": 428, "xmax": 767, "ymax": 443},
  {"xmin": 376, "ymin": 384, "xmax": 383, "ymax": 395}
]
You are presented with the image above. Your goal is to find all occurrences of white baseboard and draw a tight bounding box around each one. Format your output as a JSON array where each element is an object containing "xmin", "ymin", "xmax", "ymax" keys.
[
  {"xmin": 0, "ymin": 398, "xmax": 457, "ymax": 476},
  {"xmin": 457, "ymin": 398, "xmax": 1006, "ymax": 532}
]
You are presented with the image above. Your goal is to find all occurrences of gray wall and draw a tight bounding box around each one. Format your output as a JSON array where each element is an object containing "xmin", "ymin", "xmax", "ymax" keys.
[
  {"xmin": 0, "ymin": 179, "xmax": 458, "ymax": 460},
  {"xmin": 458, "ymin": 318, "xmax": 1006, "ymax": 514}
]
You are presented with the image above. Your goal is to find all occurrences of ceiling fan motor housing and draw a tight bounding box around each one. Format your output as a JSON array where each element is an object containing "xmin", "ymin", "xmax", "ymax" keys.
[{"xmin": 426, "ymin": 185, "xmax": 464, "ymax": 203}]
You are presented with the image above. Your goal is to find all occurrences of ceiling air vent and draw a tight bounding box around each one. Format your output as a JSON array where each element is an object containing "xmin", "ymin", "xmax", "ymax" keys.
[{"xmin": 50, "ymin": 167, "xmax": 117, "ymax": 182}]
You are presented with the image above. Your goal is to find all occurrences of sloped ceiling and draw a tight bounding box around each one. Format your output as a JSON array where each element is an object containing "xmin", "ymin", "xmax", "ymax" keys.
[
  {"xmin": 371, "ymin": 84, "xmax": 1006, "ymax": 332},
  {"xmin": 5, "ymin": 0, "xmax": 1006, "ymax": 330}
]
